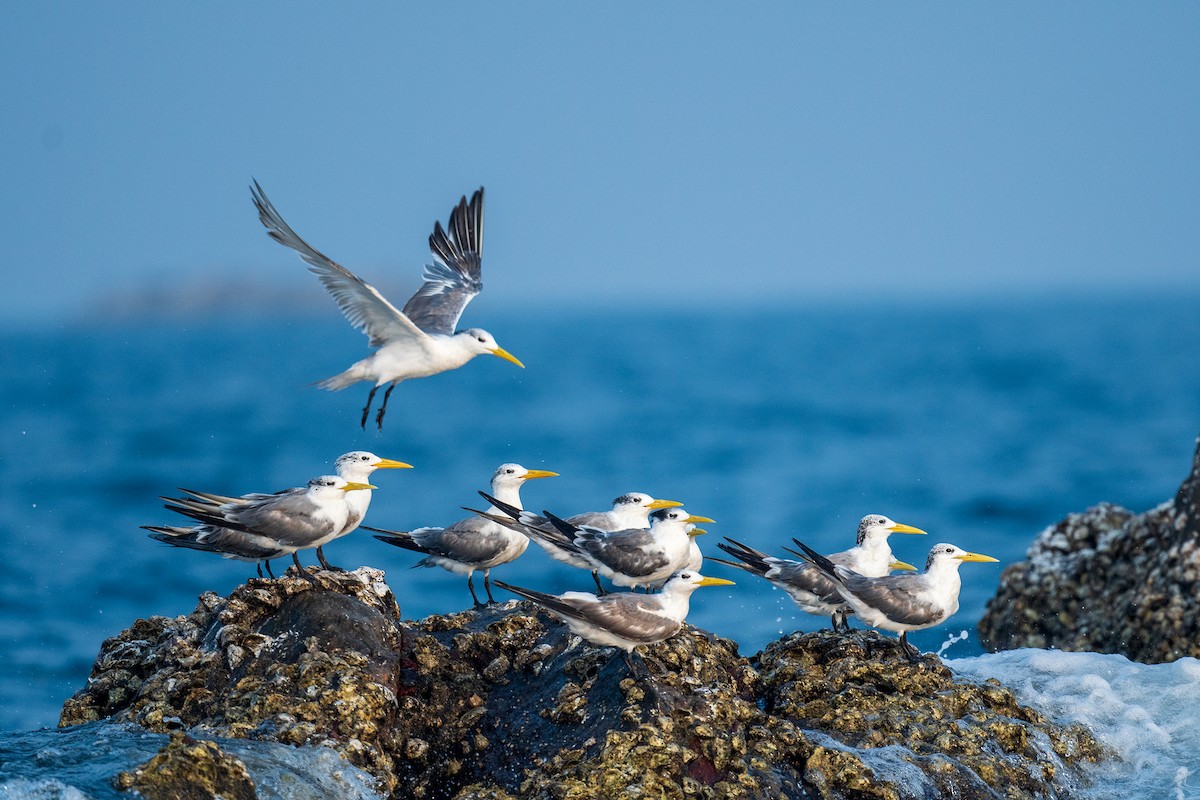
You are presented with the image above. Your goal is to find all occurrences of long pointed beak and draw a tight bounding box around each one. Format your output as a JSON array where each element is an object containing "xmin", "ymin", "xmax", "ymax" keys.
[
  {"xmin": 375, "ymin": 458, "xmax": 414, "ymax": 470},
  {"xmin": 342, "ymin": 482, "xmax": 377, "ymax": 492},
  {"xmin": 491, "ymin": 346, "xmax": 525, "ymax": 368},
  {"xmin": 888, "ymin": 523, "xmax": 926, "ymax": 535},
  {"xmin": 647, "ymin": 499, "xmax": 684, "ymax": 510},
  {"xmin": 522, "ymin": 469, "xmax": 559, "ymax": 480},
  {"xmin": 683, "ymin": 514, "xmax": 715, "ymax": 525},
  {"xmin": 889, "ymin": 559, "xmax": 918, "ymax": 572},
  {"xmin": 687, "ymin": 527, "xmax": 708, "ymax": 537},
  {"xmin": 697, "ymin": 577, "xmax": 735, "ymax": 587},
  {"xmin": 957, "ymin": 552, "xmax": 1000, "ymax": 563}
]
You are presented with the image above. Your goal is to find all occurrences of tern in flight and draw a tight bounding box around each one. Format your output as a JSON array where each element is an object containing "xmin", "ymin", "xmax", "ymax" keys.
[{"xmin": 251, "ymin": 182, "xmax": 524, "ymax": 429}]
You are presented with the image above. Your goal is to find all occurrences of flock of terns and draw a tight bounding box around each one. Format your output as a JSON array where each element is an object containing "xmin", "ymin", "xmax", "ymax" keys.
[{"xmin": 145, "ymin": 185, "xmax": 999, "ymax": 665}]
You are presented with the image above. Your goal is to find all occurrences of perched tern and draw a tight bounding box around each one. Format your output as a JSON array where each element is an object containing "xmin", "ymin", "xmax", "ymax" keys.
[
  {"xmin": 369, "ymin": 463, "xmax": 557, "ymax": 606},
  {"xmin": 493, "ymin": 570, "xmax": 735, "ymax": 657},
  {"xmin": 711, "ymin": 515, "xmax": 924, "ymax": 631},
  {"xmin": 471, "ymin": 491, "xmax": 683, "ymax": 593},
  {"xmin": 166, "ymin": 451, "xmax": 412, "ymax": 571},
  {"xmin": 536, "ymin": 507, "xmax": 714, "ymax": 591},
  {"xmin": 251, "ymin": 182, "xmax": 524, "ymax": 429},
  {"xmin": 146, "ymin": 475, "xmax": 375, "ymax": 578},
  {"xmin": 793, "ymin": 540, "xmax": 999, "ymax": 660}
]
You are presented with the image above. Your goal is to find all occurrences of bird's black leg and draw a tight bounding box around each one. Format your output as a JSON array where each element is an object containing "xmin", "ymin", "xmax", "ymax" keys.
[
  {"xmin": 256, "ymin": 562, "xmax": 264, "ymax": 579},
  {"xmin": 899, "ymin": 632, "xmax": 920, "ymax": 662},
  {"xmin": 360, "ymin": 385, "xmax": 380, "ymax": 429},
  {"xmin": 265, "ymin": 560, "xmax": 275, "ymax": 579},
  {"xmin": 316, "ymin": 546, "xmax": 344, "ymax": 572},
  {"xmin": 467, "ymin": 573, "xmax": 484, "ymax": 608},
  {"xmin": 623, "ymin": 649, "xmax": 650, "ymax": 680},
  {"xmin": 483, "ymin": 570, "xmax": 496, "ymax": 604},
  {"xmin": 292, "ymin": 552, "xmax": 317, "ymax": 584},
  {"xmin": 592, "ymin": 571, "xmax": 607, "ymax": 596},
  {"xmin": 375, "ymin": 382, "xmax": 397, "ymax": 431}
]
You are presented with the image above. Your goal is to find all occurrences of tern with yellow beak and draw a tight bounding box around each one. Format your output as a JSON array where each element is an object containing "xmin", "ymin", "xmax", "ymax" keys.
[
  {"xmin": 494, "ymin": 570, "xmax": 735, "ymax": 656},
  {"xmin": 146, "ymin": 475, "xmax": 377, "ymax": 578},
  {"xmin": 369, "ymin": 464, "xmax": 558, "ymax": 606},
  {"xmin": 532, "ymin": 507, "xmax": 716, "ymax": 591},
  {"xmin": 252, "ymin": 183, "xmax": 524, "ymax": 430},
  {"xmin": 793, "ymin": 540, "xmax": 999, "ymax": 660},
  {"xmin": 173, "ymin": 451, "xmax": 413, "ymax": 571},
  {"xmin": 470, "ymin": 491, "xmax": 683, "ymax": 593},
  {"xmin": 711, "ymin": 514, "xmax": 925, "ymax": 631}
]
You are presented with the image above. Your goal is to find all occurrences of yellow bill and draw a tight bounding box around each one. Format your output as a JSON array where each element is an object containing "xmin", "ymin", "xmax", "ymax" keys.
[
  {"xmin": 888, "ymin": 523, "xmax": 927, "ymax": 535},
  {"xmin": 491, "ymin": 346, "xmax": 525, "ymax": 368},
  {"xmin": 375, "ymin": 458, "xmax": 414, "ymax": 470},
  {"xmin": 956, "ymin": 552, "xmax": 1000, "ymax": 563},
  {"xmin": 889, "ymin": 559, "xmax": 918, "ymax": 572},
  {"xmin": 522, "ymin": 469, "xmax": 559, "ymax": 480},
  {"xmin": 697, "ymin": 577, "xmax": 735, "ymax": 587},
  {"xmin": 684, "ymin": 514, "xmax": 715, "ymax": 525},
  {"xmin": 342, "ymin": 482, "xmax": 377, "ymax": 491},
  {"xmin": 647, "ymin": 498, "xmax": 684, "ymax": 510}
]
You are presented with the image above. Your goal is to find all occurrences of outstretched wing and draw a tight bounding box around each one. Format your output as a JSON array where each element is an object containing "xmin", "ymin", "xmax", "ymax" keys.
[
  {"xmin": 251, "ymin": 180, "xmax": 425, "ymax": 348},
  {"xmin": 401, "ymin": 188, "xmax": 484, "ymax": 335}
]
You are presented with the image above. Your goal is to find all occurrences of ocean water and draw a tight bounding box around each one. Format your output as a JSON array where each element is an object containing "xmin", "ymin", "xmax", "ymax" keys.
[{"xmin": 1, "ymin": 293, "xmax": 1198, "ymax": 791}]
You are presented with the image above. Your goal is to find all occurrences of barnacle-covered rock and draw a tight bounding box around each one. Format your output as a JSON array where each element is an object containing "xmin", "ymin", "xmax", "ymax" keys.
[
  {"xmin": 979, "ymin": 437, "xmax": 1200, "ymax": 663},
  {"xmin": 114, "ymin": 731, "xmax": 257, "ymax": 800},
  {"xmin": 63, "ymin": 564, "xmax": 1106, "ymax": 799}
]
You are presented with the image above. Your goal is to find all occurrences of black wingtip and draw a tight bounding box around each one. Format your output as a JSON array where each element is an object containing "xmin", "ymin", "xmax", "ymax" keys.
[
  {"xmin": 792, "ymin": 539, "xmax": 838, "ymax": 577},
  {"xmin": 479, "ymin": 491, "xmax": 522, "ymax": 519},
  {"xmin": 543, "ymin": 510, "xmax": 577, "ymax": 538}
]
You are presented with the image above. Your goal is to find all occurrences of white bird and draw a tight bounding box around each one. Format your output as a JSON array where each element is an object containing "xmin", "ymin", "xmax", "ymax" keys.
[
  {"xmin": 711, "ymin": 514, "xmax": 925, "ymax": 631},
  {"xmin": 493, "ymin": 570, "xmax": 735, "ymax": 658},
  {"xmin": 533, "ymin": 507, "xmax": 715, "ymax": 591},
  {"xmin": 166, "ymin": 451, "xmax": 413, "ymax": 571},
  {"xmin": 472, "ymin": 491, "xmax": 684, "ymax": 592},
  {"xmin": 146, "ymin": 475, "xmax": 376, "ymax": 578},
  {"xmin": 369, "ymin": 463, "xmax": 557, "ymax": 606},
  {"xmin": 251, "ymin": 182, "xmax": 524, "ymax": 430},
  {"xmin": 794, "ymin": 540, "xmax": 999, "ymax": 660}
]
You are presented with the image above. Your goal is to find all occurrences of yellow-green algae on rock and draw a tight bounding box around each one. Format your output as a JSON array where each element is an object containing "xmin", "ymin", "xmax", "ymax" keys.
[{"xmin": 62, "ymin": 566, "xmax": 1104, "ymax": 799}]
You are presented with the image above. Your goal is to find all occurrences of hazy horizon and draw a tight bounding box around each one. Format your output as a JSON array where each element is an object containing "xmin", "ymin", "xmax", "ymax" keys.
[{"xmin": 2, "ymin": 4, "xmax": 1198, "ymax": 326}]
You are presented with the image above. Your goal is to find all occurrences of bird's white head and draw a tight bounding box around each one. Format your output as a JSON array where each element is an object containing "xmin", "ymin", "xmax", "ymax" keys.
[
  {"xmin": 490, "ymin": 463, "xmax": 559, "ymax": 493},
  {"xmin": 856, "ymin": 514, "xmax": 927, "ymax": 545},
  {"xmin": 662, "ymin": 570, "xmax": 736, "ymax": 596},
  {"xmin": 334, "ymin": 451, "xmax": 414, "ymax": 481},
  {"xmin": 613, "ymin": 493, "xmax": 684, "ymax": 512},
  {"xmin": 924, "ymin": 543, "xmax": 999, "ymax": 572},
  {"xmin": 458, "ymin": 328, "xmax": 524, "ymax": 368},
  {"xmin": 649, "ymin": 508, "xmax": 714, "ymax": 531},
  {"xmin": 307, "ymin": 475, "xmax": 376, "ymax": 498}
]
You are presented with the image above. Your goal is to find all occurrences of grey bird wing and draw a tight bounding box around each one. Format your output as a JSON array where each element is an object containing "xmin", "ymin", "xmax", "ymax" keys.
[
  {"xmin": 251, "ymin": 180, "xmax": 426, "ymax": 348},
  {"xmin": 565, "ymin": 510, "xmax": 614, "ymax": 528},
  {"xmin": 221, "ymin": 489, "xmax": 335, "ymax": 548},
  {"xmin": 574, "ymin": 594, "xmax": 682, "ymax": 644},
  {"xmin": 494, "ymin": 582, "xmax": 680, "ymax": 644},
  {"xmin": 402, "ymin": 188, "xmax": 483, "ymax": 335},
  {"xmin": 839, "ymin": 572, "xmax": 943, "ymax": 627},
  {"xmin": 144, "ymin": 525, "xmax": 290, "ymax": 559},
  {"xmin": 579, "ymin": 529, "xmax": 670, "ymax": 579},
  {"xmin": 769, "ymin": 561, "xmax": 843, "ymax": 604},
  {"xmin": 411, "ymin": 517, "xmax": 511, "ymax": 564}
]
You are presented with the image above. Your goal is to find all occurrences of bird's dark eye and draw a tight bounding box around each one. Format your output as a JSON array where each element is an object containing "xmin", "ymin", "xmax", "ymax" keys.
[{"xmin": 477, "ymin": 336, "xmax": 485, "ymax": 343}]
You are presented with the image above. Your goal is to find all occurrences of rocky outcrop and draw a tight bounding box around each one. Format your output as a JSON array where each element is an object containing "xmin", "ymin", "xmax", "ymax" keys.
[
  {"xmin": 979, "ymin": 437, "xmax": 1200, "ymax": 663},
  {"xmin": 64, "ymin": 567, "xmax": 1104, "ymax": 799},
  {"xmin": 115, "ymin": 731, "xmax": 257, "ymax": 800}
]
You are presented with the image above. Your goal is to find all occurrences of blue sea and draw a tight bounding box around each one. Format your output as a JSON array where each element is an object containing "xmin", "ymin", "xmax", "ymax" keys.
[{"xmin": 2, "ymin": 292, "xmax": 1199, "ymax": 795}]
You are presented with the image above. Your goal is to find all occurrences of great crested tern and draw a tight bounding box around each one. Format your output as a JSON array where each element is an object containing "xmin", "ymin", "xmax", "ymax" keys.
[
  {"xmin": 251, "ymin": 182, "xmax": 524, "ymax": 429},
  {"xmin": 534, "ymin": 507, "xmax": 714, "ymax": 591},
  {"xmin": 368, "ymin": 463, "xmax": 557, "ymax": 606},
  {"xmin": 173, "ymin": 451, "xmax": 413, "ymax": 571},
  {"xmin": 493, "ymin": 570, "xmax": 735, "ymax": 659},
  {"xmin": 793, "ymin": 540, "xmax": 999, "ymax": 660},
  {"xmin": 471, "ymin": 491, "xmax": 683, "ymax": 593},
  {"xmin": 146, "ymin": 475, "xmax": 375, "ymax": 578},
  {"xmin": 711, "ymin": 514, "xmax": 924, "ymax": 631}
]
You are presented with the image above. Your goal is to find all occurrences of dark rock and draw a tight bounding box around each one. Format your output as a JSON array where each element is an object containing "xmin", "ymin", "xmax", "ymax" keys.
[
  {"xmin": 64, "ymin": 565, "xmax": 1105, "ymax": 800},
  {"xmin": 979, "ymin": 436, "xmax": 1200, "ymax": 662},
  {"xmin": 114, "ymin": 730, "xmax": 257, "ymax": 800}
]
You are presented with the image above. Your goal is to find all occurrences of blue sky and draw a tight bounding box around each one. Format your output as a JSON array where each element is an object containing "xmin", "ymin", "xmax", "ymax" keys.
[{"xmin": 2, "ymin": 4, "xmax": 1197, "ymax": 324}]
